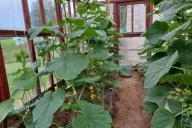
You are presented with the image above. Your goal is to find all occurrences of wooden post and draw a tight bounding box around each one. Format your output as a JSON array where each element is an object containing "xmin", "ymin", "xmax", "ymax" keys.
[
  {"xmin": 73, "ymin": 0, "xmax": 77, "ymax": 17},
  {"xmin": 0, "ymin": 44, "xmax": 10, "ymax": 128},
  {"xmin": 68, "ymin": 0, "xmax": 72, "ymax": 17},
  {"xmin": 21, "ymin": 0, "xmax": 41, "ymax": 95},
  {"xmin": 113, "ymin": 2, "xmax": 120, "ymax": 56},
  {"xmin": 39, "ymin": 0, "xmax": 54, "ymax": 87},
  {"xmin": 55, "ymin": 0, "xmax": 65, "ymax": 43},
  {"xmin": 0, "ymin": 44, "xmax": 10, "ymax": 102},
  {"xmin": 146, "ymin": 2, "xmax": 153, "ymax": 29}
]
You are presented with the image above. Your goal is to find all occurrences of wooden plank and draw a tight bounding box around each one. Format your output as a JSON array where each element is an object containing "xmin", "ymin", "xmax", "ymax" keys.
[{"xmin": 0, "ymin": 30, "xmax": 27, "ymax": 37}]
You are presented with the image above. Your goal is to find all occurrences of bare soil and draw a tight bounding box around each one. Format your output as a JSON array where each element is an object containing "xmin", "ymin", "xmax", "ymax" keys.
[{"xmin": 113, "ymin": 71, "xmax": 151, "ymax": 128}]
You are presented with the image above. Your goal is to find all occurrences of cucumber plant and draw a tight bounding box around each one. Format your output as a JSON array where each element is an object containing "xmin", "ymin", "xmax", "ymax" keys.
[
  {"xmin": 141, "ymin": 0, "xmax": 192, "ymax": 127},
  {"xmin": 0, "ymin": 0, "xmax": 126, "ymax": 128}
]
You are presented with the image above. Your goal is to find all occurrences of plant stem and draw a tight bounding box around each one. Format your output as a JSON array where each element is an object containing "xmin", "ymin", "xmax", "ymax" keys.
[
  {"xmin": 172, "ymin": 66, "xmax": 191, "ymax": 72},
  {"xmin": 78, "ymin": 86, "xmax": 85, "ymax": 103},
  {"xmin": 175, "ymin": 107, "xmax": 192, "ymax": 117}
]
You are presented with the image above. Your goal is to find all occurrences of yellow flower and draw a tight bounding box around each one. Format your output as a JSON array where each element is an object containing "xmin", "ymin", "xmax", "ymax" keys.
[
  {"xmin": 89, "ymin": 85, "xmax": 94, "ymax": 90},
  {"xmin": 90, "ymin": 94, "xmax": 97, "ymax": 100},
  {"xmin": 54, "ymin": 86, "xmax": 58, "ymax": 91}
]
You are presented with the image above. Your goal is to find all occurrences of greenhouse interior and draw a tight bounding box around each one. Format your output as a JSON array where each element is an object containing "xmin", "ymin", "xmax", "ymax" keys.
[{"xmin": 0, "ymin": 0, "xmax": 191, "ymax": 128}]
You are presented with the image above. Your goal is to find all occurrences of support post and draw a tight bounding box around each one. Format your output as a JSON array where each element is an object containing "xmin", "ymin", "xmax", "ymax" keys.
[
  {"xmin": 0, "ymin": 44, "xmax": 10, "ymax": 102},
  {"xmin": 73, "ymin": 0, "xmax": 77, "ymax": 17},
  {"xmin": 39, "ymin": 0, "xmax": 54, "ymax": 87},
  {"xmin": 0, "ymin": 44, "xmax": 10, "ymax": 128},
  {"xmin": 55, "ymin": 0, "xmax": 65, "ymax": 42},
  {"xmin": 146, "ymin": 2, "xmax": 153, "ymax": 29},
  {"xmin": 21, "ymin": 0, "xmax": 41, "ymax": 95}
]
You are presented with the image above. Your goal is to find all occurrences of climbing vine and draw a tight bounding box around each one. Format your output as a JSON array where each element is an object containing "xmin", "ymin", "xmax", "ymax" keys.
[
  {"xmin": 0, "ymin": 1, "xmax": 127, "ymax": 128},
  {"xmin": 141, "ymin": 0, "xmax": 192, "ymax": 127}
]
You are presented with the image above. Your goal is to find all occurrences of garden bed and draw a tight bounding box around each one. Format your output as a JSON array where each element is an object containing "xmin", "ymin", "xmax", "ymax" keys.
[{"xmin": 0, "ymin": 71, "xmax": 151, "ymax": 128}]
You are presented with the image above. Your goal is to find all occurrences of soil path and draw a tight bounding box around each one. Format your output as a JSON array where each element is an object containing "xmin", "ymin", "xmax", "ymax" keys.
[{"xmin": 113, "ymin": 71, "xmax": 151, "ymax": 128}]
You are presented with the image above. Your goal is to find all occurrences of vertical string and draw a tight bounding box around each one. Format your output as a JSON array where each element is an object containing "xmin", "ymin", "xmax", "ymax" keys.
[
  {"xmin": 10, "ymin": 0, "xmax": 17, "ymax": 37},
  {"xmin": 106, "ymin": 0, "xmax": 110, "ymax": 16}
]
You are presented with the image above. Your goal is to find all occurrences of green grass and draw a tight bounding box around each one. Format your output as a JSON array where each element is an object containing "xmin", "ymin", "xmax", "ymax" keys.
[
  {"xmin": 1, "ymin": 39, "xmax": 49, "ymax": 108},
  {"xmin": 1, "ymin": 39, "xmax": 28, "ymax": 63},
  {"xmin": 5, "ymin": 62, "xmax": 49, "ymax": 94}
]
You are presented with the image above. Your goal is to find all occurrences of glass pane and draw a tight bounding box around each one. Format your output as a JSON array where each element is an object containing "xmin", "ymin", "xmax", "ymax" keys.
[
  {"xmin": 70, "ymin": 1, "xmax": 75, "ymax": 17},
  {"xmin": 0, "ymin": 0, "xmax": 25, "ymax": 30},
  {"xmin": 133, "ymin": 4, "xmax": 146, "ymax": 32},
  {"xmin": 1, "ymin": 37, "xmax": 32, "ymax": 108},
  {"xmin": 120, "ymin": 5, "xmax": 132, "ymax": 33},
  {"xmin": 109, "ymin": 3, "xmax": 114, "ymax": 20},
  {"xmin": 44, "ymin": 0, "xmax": 57, "ymax": 25},
  {"xmin": 28, "ymin": 0, "xmax": 41, "ymax": 27},
  {"xmin": 62, "ymin": 1, "xmax": 74, "ymax": 18},
  {"xmin": 119, "ymin": 37, "xmax": 145, "ymax": 65}
]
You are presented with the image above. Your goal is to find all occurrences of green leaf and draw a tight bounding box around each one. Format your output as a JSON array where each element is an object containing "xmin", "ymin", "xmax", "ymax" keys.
[
  {"xmin": 178, "ymin": 51, "xmax": 192, "ymax": 66},
  {"xmin": 101, "ymin": 61, "xmax": 122, "ymax": 72},
  {"xmin": 111, "ymin": 40, "xmax": 120, "ymax": 44},
  {"xmin": 32, "ymin": 88, "xmax": 66, "ymax": 128},
  {"xmin": 0, "ymin": 99, "xmax": 14, "ymax": 123},
  {"xmin": 144, "ymin": 20, "xmax": 191, "ymax": 44},
  {"xmin": 25, "ymin": 117, "xmax": 34, "ymax": 128},
  {"xmin": 158, "ymin": 0, "xmax": 177, "ymax": 12},
  {"xmin": 161, "ymin": 20, "xmax": 191, "ymax": 41},
  {"xmin": 61, "ymin": 18, "xmax": 85, "ymax": 26},
  {"xmin": 144, "ymin": 21, "xmax": 169, "ymax": 44},
  {"xmin": 84, "ymin": 27, "xmax": 97, "ymax": 37},
  {"xmin": 167, "ymin": 100, "xmax": 182, "ymax": 114},
  {"xmin": 91, "ymin": 48, "xmax": 109, "ymax": 60},
  {"xmin": 95, "ymin": 30, "xmax": 107, "ymax": 37},
  {"xmin": 46, "ymin": 54, "xmax": 89, "ymax": 80},
  {"xmin": 144, "ymin": 51, "xmax": 178, "ymax": 88},
  {"xmin": 144, "ymin": 102, "xmax": 158, "ymax": 113},
  {"xmin": 119, "ymin": 66, "xmax": 132, "ymax": 77},
  {"xmin": 168, "ymin": 39, "xmax": 192, "ymax": 66},
  {"xmin": 150, "ymin": 0, "xmax": 161, "ymax": 5},
  {"xmin": 29, "ymin": 26, "xmax": 59, "ymax": 39},
  {"xmin": 145, "ymin": 86, "xmax": 170, "ymax": 107},
  {"xmin": 167, "ymin": 39, "xmax": 191, "ymax": 54},
  {"xmin": 151, "ymin": 108, "xmax": 175, "ymax": 128},
  {"xmin": 75, "ymin": 76, "xmax": 101, "ymax": 84},
  {"xmin": 77, "ymin": 3, "xmax": 88, "ymax": 15},
  {"xmin": 172, "ymin": 120, "xmax": 181, "ymax": 128},
  {"xmin": 72, "ymin": 102, "xmax": 112, "ymax": 128},
  {"xmin": 69, "ymin": 29, "xmax": 85, "ymax": 38},
  {"xmin": 110, "ymin": 80, "xmax": 121, "ymax": 88},
  {"xmin": 147, "ymin": 52, "xmax": 167, "ymax": 63},
  {"xmin": 13, "ymin": 69, "xmax": 37, "ymax": 91},
  {"xmin": 161, "ymin": 74, "xmax": 192, "ymax": 85},
  {"xmin": 160, "ymin": 2, "xmax": 192, "ymax": 22}
]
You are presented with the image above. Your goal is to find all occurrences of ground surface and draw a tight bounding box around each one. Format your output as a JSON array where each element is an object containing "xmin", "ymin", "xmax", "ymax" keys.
[{"xmin": 113, "ymin": 71, "xmax": 151, "ymax": 128}]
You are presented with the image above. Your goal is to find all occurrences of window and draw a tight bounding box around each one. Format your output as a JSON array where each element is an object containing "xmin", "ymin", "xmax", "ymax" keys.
[
  {"xmin": 44, "ymin": 0, "xmax": 57, "ymax": 24},
  {"xmin": 0, "ymin": 0, "xmax": 25, "ymax": 30},
  {"xmin": 119, "ymin": 3, "xmax": 147, "ymax": 33},
  {"xmin": 28, "ymin": 0, "xmax": 41, "ymax": 27}
]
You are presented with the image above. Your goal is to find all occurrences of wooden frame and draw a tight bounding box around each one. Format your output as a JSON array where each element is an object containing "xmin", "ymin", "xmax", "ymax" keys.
[{"xmin": 114, "ymin": 0, "xmax": 152, "ymax": 37}]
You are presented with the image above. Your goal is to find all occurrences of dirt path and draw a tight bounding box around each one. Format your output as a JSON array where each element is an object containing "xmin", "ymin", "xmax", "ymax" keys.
[{"xmin": 113, "ymin": 71, "xmax": 151, "ymax": 128}]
